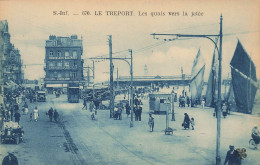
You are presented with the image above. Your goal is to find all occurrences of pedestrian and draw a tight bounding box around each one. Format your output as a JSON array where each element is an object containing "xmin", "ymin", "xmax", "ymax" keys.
[
  {"xmin": 33, "ymin": 106, "xmax": 39, "ymax": 121},
  {"xmin": 179, "ymin": 95, "xmax": 181, "ymax": 107},
  {"xmin": 227, "ymin": 103, "xmax": 231, "ymax": 114},
  {"xmin": 23, "ymin": 102, "xmax": 29, "ymax": 115},
  {"xmin": 2, "ymin": 153, "xmax": 18, "ymax": 165},
  {"xmin": 30, "ymin": 113, "xmax": 33, "ymax": 121},
  {"xmin": 125, "ymin": 103, "xmax": 130, "ymax": 117},
  {"xmin": 14, "ymin": 111, "xmax": 21, "ymax": 124},
  {"xmin": 251, "ymin": 125, "xmax": 260, "ymax": 145},
  {"xmin": 54, "ymin": 109, "xmax": 59, "ymax": 122},
  {"xmin": 14, "ymin": 103, "xmax": 19, "ymax": 112},
  {"xmin": 7, "ymin": 110, "xmax": 11, "ymax": 121},
  {"xmin": 91, "ymin": 107, "xmax": 96, "ymax": 120},
  {"xmin": 48, "ymin": 107, "xmax": 54, "ymax": 122},
  {"xmin": 89, "ymin": 101, "xmax": 94, "ymax": 112},
  {"xmin": 114, "ymin": 106, "xmax": 119, "ymax": 120},
  {"xmin": 139, "ymin": 104, "xmax": 142, "ymax": 121},
  {"xmin": 190, "ymin": 117, "xmax": 195, "ymax": 130},
  {"xmin": 82, "ymin": 99, "xmax": 87, "ymax": 110},
  {"xmin": 182, "ymin": 113, "xmax": 190, "ymax": 130},
  {"xmin": 201, "ymin": 99, "xmax": 205, "ymax": 109},
  {"xmin": 10, "ymin": 108, "xmax": 14, "ymax": 121},
  {"xmin": 94, "ymin": 99, "xmax": 100, "ymax": 110},
  {"xmin": 222, "ymin": 103, "xmax": 227, "ymax": 118},
  {"xmin": 134, "ymin": 105, "xmax": 138, "ymax": 121},
  {"xmin": 224, "ymin": 145, "xmax": 235, "ymax": 165},
  {"xmin": 29, "ymin": 94, "xmax": 33, "ymax": 103},
  {"xmin": 118, "ymin": 106, "xmax": 122, "ymax": 120},
  {"xmin": 187, "ymin": 96, "xmax": 190, "ymax": 107},
  {"xmin": 1, "ymin": 106, "xmax": 6, "ymax": 120},
  {"xmin": 148, "ymin": 113, "xmax": 154, "ymax": 132}
]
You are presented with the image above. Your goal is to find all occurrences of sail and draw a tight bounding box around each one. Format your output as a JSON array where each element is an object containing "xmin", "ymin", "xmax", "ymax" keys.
[
  {"xmin": 230, "ymin": 40, "xmax": 258, "ymax": 114},
  {"xmin": 205, "ymin": 37, "xmax": 219, "ymax": 107},
  {"xmin": 190, "ymin": 49, "xmax": 205, "ymax": 105},
  {"xmin": 226, "ymin": 82, "xmax": 235, "ymax": 104}
]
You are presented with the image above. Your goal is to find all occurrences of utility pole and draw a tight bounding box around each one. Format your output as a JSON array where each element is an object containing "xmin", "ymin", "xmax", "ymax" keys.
[
  {"xmin": 87, "ymin": 66, "xmax": 90, "ymax": 86},
  {"xmin": 117, "ymin": 67, "xmax": 119, "ymax": 90},
  {"xmin": 89, "ymin": 53, "xmax": 133, "ymax": 126},
  {"xmin": 216, "ymin": 15, "xmax": 223, "ymax": 165},
  {"xmin": 109, "ymin": 35, "xmax": 114, "ymax": 118},
  {"xmin": 83, "ymin": 61, "xmax": 94, "ymax": 86},
  {"xmin": 129, "ymin": 49, "xmax": 133, "ymax": 127},
  {"xmin": 93, "ymin": 61, "xmax": 95, "ymax": 80},
  {"xmin": 181, "ymin": 66, "xmax": 185, "ymax": 92},
  {"xmin": 151, "ymin": 15, "xmax": 223, "ymax": 165},
  {"xmin": 171, "ymin": 92, "xmax": 175, "ymax": 121}
]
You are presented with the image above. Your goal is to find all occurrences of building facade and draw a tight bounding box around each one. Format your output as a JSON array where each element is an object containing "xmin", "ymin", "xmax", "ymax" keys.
[
  {"xmin": 44, "ymin": 35, "xmax": 84, "ymax": 91},
  {"xmin": 0, "ymin": 20, "xmax": 23, "ymax": 90}
]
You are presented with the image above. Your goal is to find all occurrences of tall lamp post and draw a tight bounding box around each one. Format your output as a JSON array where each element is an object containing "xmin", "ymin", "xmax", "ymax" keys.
[{"xmin": 151, "ymin": 15, "xmax": 223, "ymax": 165}]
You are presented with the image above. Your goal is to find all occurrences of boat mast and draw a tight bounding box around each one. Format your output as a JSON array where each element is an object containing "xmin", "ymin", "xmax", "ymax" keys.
[{"xmin": 248, "ymin": 54, "xmax": 252, "ymax": 113}]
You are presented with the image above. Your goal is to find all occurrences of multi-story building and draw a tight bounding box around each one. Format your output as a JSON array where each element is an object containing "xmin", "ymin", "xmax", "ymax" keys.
[
  {"xmin": 44, "ymin": 35, "xmax": 84, "ymax": 92},
  {"xmin": 4, "ymin": 46, "xmax": 23, "ymax": 85},
  {"xmin": 0, "ymin": 20, "xmax": 23, "ymax": 88}
]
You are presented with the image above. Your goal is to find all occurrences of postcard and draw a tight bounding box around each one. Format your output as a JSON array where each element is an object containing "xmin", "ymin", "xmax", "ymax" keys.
[{"xmin": 0, "ymin": 0, "xmax": 259, "ymax": 165}]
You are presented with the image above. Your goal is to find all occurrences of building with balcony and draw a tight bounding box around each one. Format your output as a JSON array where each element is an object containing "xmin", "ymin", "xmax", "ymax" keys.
[
  {"xmin": 0, "ymin": 20, "xmax": 23, "ymax": 88},
  {"xmin": 44, "ymin": 35, "xmax": 84, "ymax": 92}
]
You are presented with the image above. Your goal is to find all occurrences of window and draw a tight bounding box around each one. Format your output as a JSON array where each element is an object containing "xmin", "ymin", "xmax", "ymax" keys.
[
  {"xmin": 64, "ymin": 61, "xmax": 70, "ymax": 67},
  {"xmin": 65, "ymin": 72, "xmax": 70, "ymax": 78},
  {"xmin": 58, "ymin": 73, "xmax": 62, "ymax": 78},
  {"xmin": 73, "ymin": 61, "xmax": 77, "ymax": 66},
  {"xmin": 49, "ymin": 50, "xmax": 53, "ymax": 56},
  {"xmin": 73, "ymin": 51, "xmax": 77, "ymax": 58},
  {"xmin": 53, "ymin": 72, "xmax": 58, "ymax": 77},
  {"xmin": 49, "ymin": 62, "xmax": 55, "ymax": 67},
  {"xmin": 57, "ymin": 61, "xmax": 62, "ymax": 67},
  {"xmin": 65, "ymin": 51, "xmax": 69, "ymax": 57},
  {"xmin": 71, "ymin": 72, "xmax": 77, "ymax": 78},
  {"xmin": 57, "ymin": 50, "xmax": 61, "ymax": 57}
]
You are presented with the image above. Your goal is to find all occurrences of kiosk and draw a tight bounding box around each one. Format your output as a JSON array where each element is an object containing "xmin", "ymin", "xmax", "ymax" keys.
[{"xmin": 149, "ymin": 93, "xmax": 174, "ymax": 135}]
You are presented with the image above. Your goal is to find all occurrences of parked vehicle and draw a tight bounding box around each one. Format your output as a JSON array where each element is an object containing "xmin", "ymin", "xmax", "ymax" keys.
[
  {"xmin": 1, "ymin": 121, "xmax": 24, "ymax": 144},
  {"xmin": 68, "ymin": 83, "xmax": 80, "ymax": 103},
  {"xmin": 36, "ymin": 91, "xmax": 46, "ymax": 102}
]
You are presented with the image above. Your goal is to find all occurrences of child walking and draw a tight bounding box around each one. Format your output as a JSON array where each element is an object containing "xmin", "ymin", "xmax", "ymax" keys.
[{"xmin": 190, "ymin": 117, "xmax": 195, "ymax": 130}]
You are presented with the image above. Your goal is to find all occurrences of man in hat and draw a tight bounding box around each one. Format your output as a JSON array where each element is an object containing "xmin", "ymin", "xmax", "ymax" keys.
[
  {"xmin": 224, "ymin": 145, "xmax": 235, "ymax": 165},
  {"xmin": 251, "ymin": 125, "xmax": 260, "ymax": 144},
  {"xmin": 2, "ymin": 153, "xmax": 18, "ymax": 165}
]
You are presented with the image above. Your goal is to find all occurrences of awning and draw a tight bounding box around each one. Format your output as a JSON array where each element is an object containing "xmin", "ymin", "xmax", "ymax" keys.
[
  {"xmin": 9, "ymin": 80, "xmax": 18, "ymax": 87},
  {"xmin": 46, "ymin": 84, "xmax": 67, "ymax": 87}
]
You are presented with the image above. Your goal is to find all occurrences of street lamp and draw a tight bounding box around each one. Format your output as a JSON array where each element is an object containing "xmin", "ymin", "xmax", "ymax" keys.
[{"xmin": 151, "ymin": 14, "xmax": 223, "ymax": 165}]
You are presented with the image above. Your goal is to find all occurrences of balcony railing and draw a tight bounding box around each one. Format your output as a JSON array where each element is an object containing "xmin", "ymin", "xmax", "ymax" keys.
[
  {"xmin": 48, "ymin": 56, "xmax": 78, "ymax": 60},
  {"xmin": 44, "ymin": 77, "xmax": 83, "ymax": 81},
  {"xmin": 46, "ymin": 40, "xmax": 82, "ymax": 47},
  {"xmin": 47, "ymin": 66, "xmax": 78, "ymax": 70}
]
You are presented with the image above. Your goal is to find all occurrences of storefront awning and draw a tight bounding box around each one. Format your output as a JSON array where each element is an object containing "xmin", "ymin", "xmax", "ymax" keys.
[{"xmin": 46, "ymin": 84, "xmax": 67, "ymax": 87}]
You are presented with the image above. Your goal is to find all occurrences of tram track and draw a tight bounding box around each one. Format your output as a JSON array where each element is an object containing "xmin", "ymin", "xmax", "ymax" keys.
[
  {"xmin": 49, "ymin": 96, "xmax": 155, "ymax": 165},
  {"xmin": 71, "ymin": 110, "xmax": 156, "ymax": 165},
  {"xmin": 48, "ymin": 99, "xmax": 89, "ymax": 165}
]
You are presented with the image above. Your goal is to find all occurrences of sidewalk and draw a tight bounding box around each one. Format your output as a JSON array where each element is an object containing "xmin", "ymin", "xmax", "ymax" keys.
[{"xmin": 77, "ymin": 94, "xmax": 260, "ymax": 165}]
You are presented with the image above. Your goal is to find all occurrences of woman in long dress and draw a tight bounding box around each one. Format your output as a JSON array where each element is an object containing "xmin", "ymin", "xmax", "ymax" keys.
[{"xmin": 33, "ymin": 106, "xmax": 39, "ymax": 121}]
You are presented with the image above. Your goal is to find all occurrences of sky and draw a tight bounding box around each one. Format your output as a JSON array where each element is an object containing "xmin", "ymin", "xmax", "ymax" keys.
[{"xmin": 0, "ymin": 0, "xmax": 259, "ymax": 83}]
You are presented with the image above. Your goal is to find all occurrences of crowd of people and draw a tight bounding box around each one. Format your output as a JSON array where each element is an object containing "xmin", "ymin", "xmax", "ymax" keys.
[
  {"xmin": 1, "ymin": 87, "xmax": 24, "ymax": 126},
  {"xmin": 1, "ymin": 84, "xmax": 258, "ymax": 164}
]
